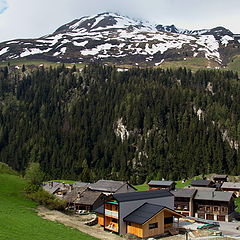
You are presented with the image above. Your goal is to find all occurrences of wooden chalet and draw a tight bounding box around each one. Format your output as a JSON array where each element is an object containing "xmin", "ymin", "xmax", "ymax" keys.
[
  {"xmin": 95, "ymin": 189, "xmax": 182, "ymax": 238},
  {"xmin": 171, "ymin": 188, "xmax": 197, "ymax": 217},
  {"xmin": 73, "ymin": 190, "xmax": 106, "ymax": 212},
  {"xmin": 213, "ymin": 175, "xmax": 228, "ymax": 184},
  {"xmin": 64, "ymin": 187, "xmax": 106, "ymax": 212},
  {"xmin": 148, "ymin": 180, "xmax": 176, "ymax": 191},
  {"xmin": 221, "ymin": 182, "xmax": 240, "ymax": 197},
  {"xmin": 89, "ymin": 179, "xmax": 136, "ymax": 194},
  {"xmin": 194, "ymin": 190, "xmax": 235, "ymax": 222},
  {"xmin": 43, "ymin": 181, "xmax": 70, "ymax": 198},
  {"xmin": 190, "ymin": 180, "xmax": 214, "ymax": 188},
  {"xmin": 124, "ymin": 203, "xmax": 182, "ymax": 239}
]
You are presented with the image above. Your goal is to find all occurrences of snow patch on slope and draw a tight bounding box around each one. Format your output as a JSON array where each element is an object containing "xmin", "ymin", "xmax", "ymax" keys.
[
  {"xmin": 20, "ymin": 48, "xmax": 52, "ymax": 57},
  {"xmin": 0, "ymin": 47, "xmax": 9, "ymax": 55}
]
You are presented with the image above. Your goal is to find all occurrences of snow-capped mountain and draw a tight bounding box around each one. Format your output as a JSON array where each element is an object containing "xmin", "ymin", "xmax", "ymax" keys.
[{"xmin": 0, "ymin": 12, "xmax": 239, "ymax": 66}]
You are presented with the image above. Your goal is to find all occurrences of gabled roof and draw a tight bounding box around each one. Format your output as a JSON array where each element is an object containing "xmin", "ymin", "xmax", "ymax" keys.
[
  {"xmin": 221, "ymin": 182, "xmax": 240, "ymax": 190},
  {"xmin": 74, "ymin": 190, "xmax": 105, "ymax": 205},
  {"xmin": 89, "ymin": 180, "xmax": 136, "ymax": 193},
  {"xmin": 148, "ymin": 180, "xmax": 175, "ymax": 187},
  {"xmin": 73, "ymin": 182, "xmax": 90, "ymax": 188},
  {"xmin": 171, "ymin": 188, "xmax": 197, "ymax": 198},
  {"xmin": 63, "ymin": 186, "xmax": 87, "ymax": 202},
  {"xmin": 190, "ymin": 180, "xmax": 213, "ymax": 187},
  {"xmin": 123, "ymin": 203, "xmax": 181, "ymax": 225},
  {"xmin": 213, "ymin": 175, "xmax": 228, "ymax": 179},
  {"xmin": 43, "ymin": 182, "xmax": 62, "ymax": 194},
  {"xmin": 113, "ymin": 190, "xmax": 173, "ymax": 202},
  {"xmin": 194, "ymin": 190, "xmax": 233, "ymax": 202}
]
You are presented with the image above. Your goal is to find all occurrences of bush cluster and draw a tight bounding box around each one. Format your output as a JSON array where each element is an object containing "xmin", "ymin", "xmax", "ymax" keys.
[{"xmin": 27, "ymin": 187, "xmax": 66, "ymax": 210}]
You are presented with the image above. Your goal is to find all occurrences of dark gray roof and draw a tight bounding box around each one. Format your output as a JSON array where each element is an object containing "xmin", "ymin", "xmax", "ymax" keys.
[
  {"xmin": 94, "ymin": 204, "xmax": 104, "ymax": 214},
  {"xmin": 185, "ymin": 186, "xmax": 216, "ymax": 192},
  {"xmin": 171, "ymin": 188, "xmax": 197, "ymax": 198},
  {"xmin": 190, "ymin": 180, "xmax": 212, "ymax": 187},
  {"xmin": 213, "ymin": 175, "xmax": 228, "ymax": 179},
  {"xmin": 43, "ymin": 182, "xmax": 62, "ymax": 194},
  {"xmin": 89, "ymin": 180, "xmax": 136, "ymax": 192},
  {"xmin": 113, "ymin": 190, "xmax": 173, "ymax": 202},
  {"xmin": 221, "ymin": 182, "xmax": 240, "ymax": 190},
  {"xmin": 194, "ymin": 190, "xmax": 233, "ymax": 202},
  {"xmin": 148, "ymin": 180, "xmax": 175, "ymax": 187},
  {"xmin": 74, "ymin": 190, "xmax": 104, "ymax": 205},
  {"xmin": 124, "ymin": 203, "xmax": 166, "ymax": 224},
  {"xmin": 73, "ymin": 182, "xmax": 90, "ymax": 187},
  {"xmin": 63, "ymin": 186, "xmax": 87, "ymax": 202}
]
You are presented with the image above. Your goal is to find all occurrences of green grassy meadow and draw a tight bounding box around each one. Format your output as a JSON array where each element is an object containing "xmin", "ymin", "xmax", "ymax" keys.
[
  {"xmin": 0, "ymin": 173, "xmax": 98, "ymax": 240},
  {"xmin": 228, "ymin": 55, "xmax": 240, "ymax": 74}
]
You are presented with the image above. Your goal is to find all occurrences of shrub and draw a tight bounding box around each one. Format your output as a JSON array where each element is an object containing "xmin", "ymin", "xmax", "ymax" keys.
[{"xmin": 27, "ymin": 189, "xmax": 66, "ymax": 211}]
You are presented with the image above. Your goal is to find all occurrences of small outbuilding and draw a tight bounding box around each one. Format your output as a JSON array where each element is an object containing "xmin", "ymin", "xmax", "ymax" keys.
[
  {"xmin": 213, "ymin": 175, "xmax": 228, "ymax": 184},
  {"xmin": 190, "ymin": 180, "xmax": 214, "ymax": 188},
  {"xmin": 148, "ymin": 180, "xmax": 176, "ymax": 191}
]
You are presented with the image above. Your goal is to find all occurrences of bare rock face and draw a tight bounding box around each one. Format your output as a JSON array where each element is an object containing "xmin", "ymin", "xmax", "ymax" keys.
[{"xmin": 0, "ymin": 12, "xmax": 239, "ymax": 66}]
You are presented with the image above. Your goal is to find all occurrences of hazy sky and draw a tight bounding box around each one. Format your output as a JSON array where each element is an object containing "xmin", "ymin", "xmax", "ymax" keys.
[{"xmin": 0, "ymin": 0, "xmax": 240, "ymax": 42}]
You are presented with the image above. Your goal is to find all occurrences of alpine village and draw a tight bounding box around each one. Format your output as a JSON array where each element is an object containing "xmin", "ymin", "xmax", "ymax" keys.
[{"xmin": 2, "ymin": 9, "xmax": 240, "ymax": 240}]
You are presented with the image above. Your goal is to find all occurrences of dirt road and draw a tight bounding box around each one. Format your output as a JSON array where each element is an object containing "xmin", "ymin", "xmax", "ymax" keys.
[{"xmin": 37, "ymin": 206, "xmax": 123, "ymax": 240}]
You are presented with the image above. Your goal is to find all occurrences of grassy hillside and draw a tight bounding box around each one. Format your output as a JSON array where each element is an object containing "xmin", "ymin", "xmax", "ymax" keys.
[
  {"xmin": 159, "ymin": 58, "xmax": 220, "ymax": 72},
  {"xmin": 228, "ymin": 55, "xmax": 240, "ymax": 74},
  {"xmin": 0, "ymin": 173, "xmax": 98, "ymax": 240},
  {"xmin": 0, "ymin": 162, "xmax": 18, "ymax": 175},
  {"xmin": 0, "ymin": 59, "xmax": 84, "ymax": 68}
]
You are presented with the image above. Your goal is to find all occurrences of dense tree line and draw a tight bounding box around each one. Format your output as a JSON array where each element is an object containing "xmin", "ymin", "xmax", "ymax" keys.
[{"xmin": 0, "ymin": 64, "xmax": 239, "ymax": 184}]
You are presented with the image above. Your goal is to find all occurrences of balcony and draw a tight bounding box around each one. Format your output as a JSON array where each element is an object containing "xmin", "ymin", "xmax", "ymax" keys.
[{"xmin": 105, "ymin": 209, "xmax": 118, "ymax": 218}]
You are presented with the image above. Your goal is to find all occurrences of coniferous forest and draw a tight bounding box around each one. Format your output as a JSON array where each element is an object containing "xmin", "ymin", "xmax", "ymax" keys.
[{"xmin": 0, "ymin": 64, "xmax": 240, "ymax": 184}]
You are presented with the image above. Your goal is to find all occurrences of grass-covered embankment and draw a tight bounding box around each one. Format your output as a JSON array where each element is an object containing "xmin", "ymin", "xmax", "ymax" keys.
[{"xmin": 0, "ymin": 173, "xmax": 98, "ymax": 240}]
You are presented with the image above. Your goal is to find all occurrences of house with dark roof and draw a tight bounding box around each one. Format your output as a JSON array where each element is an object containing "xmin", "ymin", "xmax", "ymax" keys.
[
  {"xmin": 171, "ymin": 188, "xmax": 197, "ymax": 217},
  {"xmin": 193, "ymin": 190, "xmax": 235, "ymax": 221},
  {"xmin": 43, "ymin": 181, "xmax": 70, "ymax": 198},
  {"xmin": 190, "ymin": 180, "xmax": 214, "ymax": 188},
  {"xmin": 148, "ymin": 180, "xmax": 176, "ymax": 191},
  {"xmin": 124, "ymin": 203, "xmax": 182, "ymax": 238},
  {"xmin": 73, "ymin": 190, "xmax": 106, "ymax": 212},
  {"xmin": 89, "ymin": 180, "xmax": 136, "ymax": 194},
  {"xmin": 95, "ymin": 190, "xmax": 182, "ymax": 238},
  {"xmin": 63, "ymin": 187, "xmax": 106, "ymax": 212},
  {"xmin": 221, "ymin": 182, "xmax": 240, "ymax": 197},
  {"xmin": 213, "ymin": 175, "xmax": 228, "ymax": 184}
]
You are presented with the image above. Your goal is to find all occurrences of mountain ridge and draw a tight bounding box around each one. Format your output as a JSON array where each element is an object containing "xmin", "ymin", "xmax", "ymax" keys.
[{"xmin": 0, "ymin": 12, "xmax": 239, "ymax": 66}]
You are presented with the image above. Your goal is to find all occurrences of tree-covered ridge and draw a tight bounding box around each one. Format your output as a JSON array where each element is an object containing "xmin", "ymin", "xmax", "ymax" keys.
[{"xmin": 0, "ymin": 64, "xmax": 239, "ymax": 184}]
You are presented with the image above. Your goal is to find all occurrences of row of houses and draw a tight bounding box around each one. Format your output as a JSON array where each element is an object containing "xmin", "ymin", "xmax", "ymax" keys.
[
  {"xmin": 148, "ymin": 175, "xmax": 238, "ymax": 222},
  {"xmin": 43, "ymin": 177, "xmax": 239, "ymax": 239}
]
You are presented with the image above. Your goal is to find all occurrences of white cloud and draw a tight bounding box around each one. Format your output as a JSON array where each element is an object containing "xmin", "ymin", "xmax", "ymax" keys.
[
  {"xmin": 0, "ymin": 0, "xmax": 239, "ymax": 42},
  {"xmin": 0, "ymin": 0, "xmax": 7, "ymax": 13}
]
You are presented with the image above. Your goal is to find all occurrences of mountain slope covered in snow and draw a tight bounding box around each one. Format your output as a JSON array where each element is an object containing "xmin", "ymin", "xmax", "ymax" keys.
[{"xmin": 0, "ymin": 12, "xmax": 239, "ymax": 66}]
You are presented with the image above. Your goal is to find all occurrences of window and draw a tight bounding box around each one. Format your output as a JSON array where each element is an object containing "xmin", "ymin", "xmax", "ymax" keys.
[
  {"xmin": 149, "ymin": 223, "xmax": 158, "ymax": 229},
  {"xmin": 206, "ymin": 206, "xmax": 210, "ymax": 212},
  {"xmin": 214, "ymin": 207, "xmax": 219, "ymax": 212},
  {"xmin": 164, "ymin": 217, "xmax": 173, "ymax": 225},
  {"xmin": 183, "ymin": 205, "xmax": 188, "ymax": 210},
  {"xmin": 112, "ymin": 218, "xmax": 118, "ymax": 223},
  {"xmin": 198, "ymin": 205, "xmax": 204, "ymax": 211}
]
